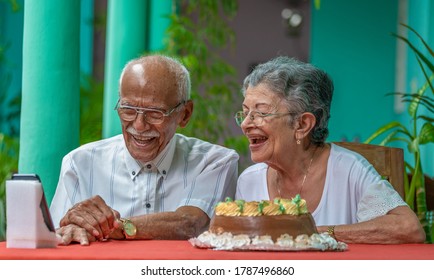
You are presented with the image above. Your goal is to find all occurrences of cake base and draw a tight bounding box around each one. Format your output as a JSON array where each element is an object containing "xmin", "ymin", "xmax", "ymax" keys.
[
  {"xmin": 209, "ymin": 213, "xmax": 318, "ymax": 241},
  {"xmin": 190, "ymin": 231, "xmax": 348, "ymax": 251}
]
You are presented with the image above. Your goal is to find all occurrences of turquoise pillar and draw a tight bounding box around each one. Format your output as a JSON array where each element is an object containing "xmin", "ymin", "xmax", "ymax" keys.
[
  {"xmin": 80, "ymin": 0, "xmax": 94, "ymax": 77},
  {"xmin": 102, "ymin": 0, "xmax": 147, "ymax": 138},
  {"xmin": 149, "ymin": 0, "xmax": 172, "ymax": 51},
  {"xmin": 20, "ymin": 0, "xmax": 80, "ymax": 204}
]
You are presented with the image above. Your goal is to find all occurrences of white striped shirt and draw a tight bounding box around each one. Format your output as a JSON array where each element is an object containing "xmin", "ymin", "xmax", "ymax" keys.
[{"xmin": 50, "ymin": 134, "xmax": 239, "ymax": 228}]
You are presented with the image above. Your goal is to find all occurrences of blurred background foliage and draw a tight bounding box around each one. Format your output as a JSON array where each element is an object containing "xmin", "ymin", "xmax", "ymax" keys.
[
  {"xmin": 0, "ymin": 134, "xmax": 19, "ymax": 241},
  {"xmin": 0, "ymin": 1, "xmax": 20, "ymax": 239},
  {"xmin": 76, "ymin": 0, "xmax": 249, "ymax": 155},
  {"xmin": 158, "ymin": 0, "xmax": 249, "ymax": 157},
  {"xmin": 0, "ymin": 0, "xmax": 249, "ymax": 241},
  {"xmin": 79, "ymin": 74, "xmax": 104, "ymax": 145}
]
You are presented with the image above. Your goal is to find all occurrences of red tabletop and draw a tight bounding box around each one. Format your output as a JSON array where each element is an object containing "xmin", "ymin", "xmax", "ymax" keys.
[{"xmin": 1, "ymin": 240, "xmax": 433, "ymax": 260}]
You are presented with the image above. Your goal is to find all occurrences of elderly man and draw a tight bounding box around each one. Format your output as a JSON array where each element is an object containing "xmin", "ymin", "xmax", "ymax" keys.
[{"xmin": 50, "ymin": 55, "xmax": 239, "ymax": 245}]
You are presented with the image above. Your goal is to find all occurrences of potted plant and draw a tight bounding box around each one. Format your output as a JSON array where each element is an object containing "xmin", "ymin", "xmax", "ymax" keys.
[{"xmin": 365, "ymin": 24, "xmax": 434, "ymax": 243}]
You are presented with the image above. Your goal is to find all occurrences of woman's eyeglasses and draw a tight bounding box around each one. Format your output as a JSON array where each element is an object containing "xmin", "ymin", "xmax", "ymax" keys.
[{"xmin": 234, "ymin": 110, "xmax": 295, "ymax": 126}]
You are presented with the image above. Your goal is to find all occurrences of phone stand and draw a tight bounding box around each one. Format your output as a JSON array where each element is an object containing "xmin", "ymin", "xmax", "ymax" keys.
[{"xmin": 6, "ymin": 178, "xmax": 58, "ymax": 248}]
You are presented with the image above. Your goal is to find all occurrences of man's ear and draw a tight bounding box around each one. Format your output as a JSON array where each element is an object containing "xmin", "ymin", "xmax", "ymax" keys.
[
  {"xmin": 178, "ymin": 100, "xmax": 193, "ymax": 128},
  {"xmin": 295, "ymin": 112, "xmax": 316, "ymax": 140}
]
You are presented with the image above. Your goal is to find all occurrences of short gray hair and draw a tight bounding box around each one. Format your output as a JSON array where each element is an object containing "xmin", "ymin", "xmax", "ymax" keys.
[
  {"xmin": 119, "ymin": 54, "xmax": 191, "ymax": 101},
  {"xmin": 242, "ymin": 56, "xmax": 333, "ymax": 144}
]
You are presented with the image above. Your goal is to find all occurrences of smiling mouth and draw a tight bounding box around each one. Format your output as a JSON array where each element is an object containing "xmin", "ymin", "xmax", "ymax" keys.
[
  {"xmin": 131, "ymin": 134, "xmax": 157, "ymax": 145},
  {"xmin": 249, "ymin": 136, "xmax": 268, "ymax": 145}
]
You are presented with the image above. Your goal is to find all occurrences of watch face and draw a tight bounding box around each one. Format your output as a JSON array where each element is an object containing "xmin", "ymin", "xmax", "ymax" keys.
[{"xmin": 123, "ymin": 220, "xmax": 137, "ymax": 237}]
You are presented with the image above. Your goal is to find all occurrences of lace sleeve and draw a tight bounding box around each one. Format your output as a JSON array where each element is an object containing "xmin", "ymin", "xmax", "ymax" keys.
[{"xmin": 357, "ymin": 181, "xmax": 407, "ymax": 222}]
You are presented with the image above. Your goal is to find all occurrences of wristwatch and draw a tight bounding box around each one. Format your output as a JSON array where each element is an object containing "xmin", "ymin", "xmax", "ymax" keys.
[
  {"xmin": 120, "ymin": 218, "xmax": 137, "ymax": 239},
  {"xmin": 327, "ymin": 225, "xmax": 336, "ymax": 238}
]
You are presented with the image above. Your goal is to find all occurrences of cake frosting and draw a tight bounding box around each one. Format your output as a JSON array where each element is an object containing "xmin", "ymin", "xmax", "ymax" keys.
[
  {"xmin": 209, "ymin": 195, "xmax": 317, "ymax": 241},
  {"xmin": 214, "ymin": 195, "xmax": 308, "ymax": 216},
  {"xmin": 190, "ymin": 195, "xmax": 348, "ymax": 251}
]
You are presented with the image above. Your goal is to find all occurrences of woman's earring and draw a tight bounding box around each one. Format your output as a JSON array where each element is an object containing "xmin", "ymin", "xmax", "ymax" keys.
[{"xmin": 296, "ymin": 139, "xmax": 301, "ymax": 145}]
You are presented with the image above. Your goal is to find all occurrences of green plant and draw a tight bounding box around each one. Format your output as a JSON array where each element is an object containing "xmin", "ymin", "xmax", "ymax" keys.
[
  {"xmin": 365, "ymin": 24, "xmax": 434, "ymax": 243},
  {"xmin": 157, "ymin": 0, "xmax": 249, "ymax": 157},
  {"xmin": 0, "ymin": 0, "xmax": 20, "ymax": 12},
  {"xmin": 0, "ymin": 77, "xmax": 19, "ymax": 241},
  {"xmin": 0, "ymin": 0, "xmax": 22, "ymax": 241},
  {"xmin": 0, "ymin": 133, "xmax": 19, "ymax": 241},
  {"xmin": 0, "ymin": 73, "xmax": 21, "ymax": 137},
  {"xmin": 80, "ymin": 73, "xmax": 104, "ymax": 145}
]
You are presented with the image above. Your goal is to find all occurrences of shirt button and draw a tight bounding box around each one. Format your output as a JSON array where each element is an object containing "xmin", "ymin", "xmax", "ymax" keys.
[
  {"xmin": 146, "ymin": 164, "xmax": 152, "ymax": 169},
  {"xmin": 132, "ymin": 171, "xmax": 136, "ymax": 176},
  {"xmin": 162, "ymin": 170, "xmax": 166, "ymax": 175},
  {"xmin": 146, "ymin": 203, "xmax": 151, "ymax": 208}
]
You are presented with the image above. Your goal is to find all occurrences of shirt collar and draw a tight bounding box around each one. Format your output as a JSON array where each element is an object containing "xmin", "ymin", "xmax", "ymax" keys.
[
  {"xmin": 123, "ymin": 143, "xmax": 142, "ymax": 180},
  {"xmin": 123, "ymin": 135, "xmax": 177, "ymax": 180},
  {"xmin": 152, "ymin": 135, "xmax": 176, "ymax": 178}
]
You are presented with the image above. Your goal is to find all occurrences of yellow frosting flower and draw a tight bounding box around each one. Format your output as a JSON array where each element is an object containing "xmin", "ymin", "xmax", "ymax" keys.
[
  {"xmin": 215, "ymin": 198, "xmax": 244, "ymax": 216},
  {"xmin": 280, "ymin": 195, "xmax": 308, "ymax": 215},
  {"xmin": 262, "ymin": 202, "xmax": 283, "ymax": 216},
  {"xmin": 240, "ymin": 201, "xmax": 262, "ymax": 216},
  {"xmin": 214, "ymin": 196, "xmax": 308, "ymax": 216}
]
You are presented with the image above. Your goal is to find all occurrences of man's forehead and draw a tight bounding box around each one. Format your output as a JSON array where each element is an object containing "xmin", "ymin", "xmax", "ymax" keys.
[
  {"xmin": 130, "ymin": 63, "xmax": 146, "ymax": 87},
  {"xmin": 131, "ymin": 63, "xmax": 144, "ymax": 75}
]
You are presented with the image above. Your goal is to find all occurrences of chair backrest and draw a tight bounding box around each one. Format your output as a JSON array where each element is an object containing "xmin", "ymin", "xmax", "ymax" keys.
[{"xmin": 333, "ymin": 142, "xmax": 405, "ymax": 198}]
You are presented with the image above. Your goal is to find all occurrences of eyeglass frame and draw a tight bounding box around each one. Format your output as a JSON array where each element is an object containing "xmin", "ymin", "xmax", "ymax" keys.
[
  {"xmin": 114, "ymin": 99, "xmax": 186, "ymax": 124},
  {"xmin": 234, "ymin": 110, "xmax": 296, "ymax": 127}
]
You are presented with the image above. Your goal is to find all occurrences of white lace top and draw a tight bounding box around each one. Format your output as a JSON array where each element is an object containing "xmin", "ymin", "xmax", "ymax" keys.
[{"xmin": 235, "ymin": 143, "xmax": 407, "ymax": 226}]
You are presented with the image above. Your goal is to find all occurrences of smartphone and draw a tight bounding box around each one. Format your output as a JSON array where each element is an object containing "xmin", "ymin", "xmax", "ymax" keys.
[{"xmin": 11, "ymin": 174, "xmax": 55, "ymax": 232}]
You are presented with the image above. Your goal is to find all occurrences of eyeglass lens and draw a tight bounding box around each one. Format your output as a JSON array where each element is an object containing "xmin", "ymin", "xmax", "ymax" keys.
[
  {"xmin": 235, "ymin": 111, "xmax": 264, "ymax": 126},
  {"xmin": 118, "ymin": 108, "xmax": 165, "ymax": 124}
]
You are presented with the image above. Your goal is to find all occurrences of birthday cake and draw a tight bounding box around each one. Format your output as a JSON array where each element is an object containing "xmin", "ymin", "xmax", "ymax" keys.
[{"xmin": 190, "ymin": 195, "xmax": 347, "ymax": 251}]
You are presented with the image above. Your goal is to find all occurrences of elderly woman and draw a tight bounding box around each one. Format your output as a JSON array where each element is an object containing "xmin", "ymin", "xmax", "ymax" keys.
[{"xmin": 235, "ymin": 56, "xmax": 425, "ymax": 244}]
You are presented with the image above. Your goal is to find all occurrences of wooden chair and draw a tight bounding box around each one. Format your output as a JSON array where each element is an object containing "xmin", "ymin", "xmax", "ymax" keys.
[{"xmin": 333, "ymin": 142, "xmax": 405, "ymax": 198}]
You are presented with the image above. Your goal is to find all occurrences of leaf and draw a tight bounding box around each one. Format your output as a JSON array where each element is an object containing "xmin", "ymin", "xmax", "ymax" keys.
[
  {"xmin": 403, "ymin": 92, "xmax": 434, "ymax": 107},
  {"xmin": 418, "ymin": 115, "xmax": 434, "ymax": 123},
  {"xmin": 418, "ymin": 122, "xmax": 434, "ymax": 145},
  {"xmin": 405, "ymin": 152, "xmax": 423, "ymax": 206},
  {"xmin": 408, "ymin": 138, "xmax": 420, "ymax": 154},
  {"xmin": 401, "ymin": 23, "xmax": 434, "ymax": 58},
  {"xmin": 364, "ymin": 121, "xmax": 410, "ymax": 144},
  {"xmin": 392, "ymin": 32, "xmax": 434, "ymax": 74},
  {"xmin": 407, "ymin": 153, "xmax": 424, "ymax": 207},
  {"xmin": 407, "ymin": 82, "xmax": 428, "ymax": 118},
  {"xmin": 416, "ymin": 58, "xmax": 434, "ymax": 95},
  {"xmin": 403, "ymin": 171, "xmax": 413, "ymax": 209},
  {"xmin": 378, "ymin": 130, "xmax": 398, "ymax": 146}
]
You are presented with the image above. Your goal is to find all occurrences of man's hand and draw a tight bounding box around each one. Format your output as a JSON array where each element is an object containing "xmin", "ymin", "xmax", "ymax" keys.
[
  {"xmin": 59, "ymin": 195, "xmax": 121, "ymax": 240},
  {"xmin": 56, "ymin": 224, "xmax": 97, "ymax": 246}
]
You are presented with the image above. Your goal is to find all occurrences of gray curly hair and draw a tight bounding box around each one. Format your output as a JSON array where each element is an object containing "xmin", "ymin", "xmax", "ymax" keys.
[{"xmin": 241, "ymin": 56, "xmax": 333, "ymax": 144}]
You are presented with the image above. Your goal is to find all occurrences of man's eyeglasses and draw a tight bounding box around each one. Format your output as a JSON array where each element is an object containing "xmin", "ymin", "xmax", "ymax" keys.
[
  {"xmin": 115, "ymin": 99, "xmax": 186, "ymax": 124},
  {"xmin": 234, "ymin": 110, "xmax": 294, "ymax": 127}
]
